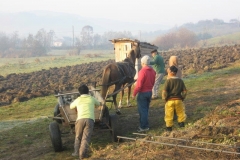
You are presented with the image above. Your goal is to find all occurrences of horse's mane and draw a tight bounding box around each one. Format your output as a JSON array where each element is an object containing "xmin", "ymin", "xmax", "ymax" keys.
[{"xmin": 122, "ymin": 57, "xmax": 133, "ymax": 64}]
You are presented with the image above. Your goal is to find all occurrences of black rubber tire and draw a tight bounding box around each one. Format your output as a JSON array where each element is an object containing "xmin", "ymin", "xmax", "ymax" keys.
[
  {"xmin": 54, "ymin": 104, "xmax": 62, "ymax": 124},
  {"xmin": 104, "ymin": 106, "xmax": 109, "ymax": 123},
  {"xmin": 109, "ymin": 114, "xmax": 118, "ymax": 142},
  {"xmin": 49, "ymin": 121, "xmax": 62, "ymax": 152}
]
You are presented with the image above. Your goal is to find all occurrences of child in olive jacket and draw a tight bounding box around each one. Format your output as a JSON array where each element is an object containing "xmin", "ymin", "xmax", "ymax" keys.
[{"xmin": 162, "ymin": 66, "xmax": 187, "ymax": 131}]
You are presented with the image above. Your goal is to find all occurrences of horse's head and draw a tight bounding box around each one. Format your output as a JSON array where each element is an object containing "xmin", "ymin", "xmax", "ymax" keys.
[
  {"xmin": 126, "ymin": 42, "xmax": 141, "ymax": 65},
  {"xmin": 132, "ymin": 42, "xmax": 141, "ymax": 59},
  {"xmin": 124, "ymin": 42, "xmax": 141, "ymax": 64}
]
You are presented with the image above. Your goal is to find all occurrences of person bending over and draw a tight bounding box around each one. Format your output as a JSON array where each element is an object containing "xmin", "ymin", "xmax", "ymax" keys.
[{"xmin": 70, "ymin": 84, "xmax": 100, "ymax": 159}]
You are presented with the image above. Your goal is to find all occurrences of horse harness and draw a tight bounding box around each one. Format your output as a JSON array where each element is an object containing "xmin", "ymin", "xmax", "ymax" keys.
[{"xmin": 115, "ymin": 60, "xmax": 136, "ymax": 84}]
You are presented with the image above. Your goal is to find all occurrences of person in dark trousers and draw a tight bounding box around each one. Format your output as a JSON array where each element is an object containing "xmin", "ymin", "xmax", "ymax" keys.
[
  {"xmin": 132, "ymin": 55, "xmax": 156, "ymax": 132},
  {"xmin": 70, "ymin": 84, "xmax": 100, "ymax": 159},
  {"xmin": 162, "ymin": 66, "xmax": 187, "ymax": 132},
  {"xmin": 150, "ymin": 49, "xmax": 165, "ymax": 99}
]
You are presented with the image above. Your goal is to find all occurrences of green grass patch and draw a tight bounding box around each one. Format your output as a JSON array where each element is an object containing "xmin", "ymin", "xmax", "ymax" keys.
[
  {"xmin": 48, "ymin": 49, "xmax": 113, "ymax": 56},
  {"xmin": 0, "ymin": 50, "xmax": 114, "ymax": 76},
  {"xmin": 195, "ymin": 106, "xmax": 214, "ymax": 113},
  {"xmin": 0, "ymin": 118, "xmax": 52, "ymax": 158},
  {"xmin": 184, "ymin": 62, "xmax": 240, "ymax": 91},
  {"xmin": 0, "ymin": 95, "xmax": 56, "ymax": 121}
]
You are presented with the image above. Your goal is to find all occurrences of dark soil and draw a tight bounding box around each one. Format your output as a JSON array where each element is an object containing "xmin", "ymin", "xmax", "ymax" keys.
[{"xmin": 1, "ymin": 44, "xmax": 240, "ymax": 106}]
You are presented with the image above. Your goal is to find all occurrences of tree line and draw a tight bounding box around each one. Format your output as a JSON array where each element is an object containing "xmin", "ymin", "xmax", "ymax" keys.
[
  {"xmin": 152, "ymin": 28, "xmax": 212, "ymax": 50},
  {"xmin": 0, "ymin": 26, "xmax": 215, "ymax": 58},
  {"xmin": 0, "ymin": 27, "xmax": 136, "ymax": 58},
  {"xmin": 0, "ymin": 27, "xmax": 208, "ymax": 58},
  {"xmin": 152, "ymin": 18, "xmax": 240, "ymax": 50},
  {"xmin": 1, "ymin": 18, "xmax": 239, "ymax": 57},
  {"xmin": 0, "ymin": 29, "xmax": 53, "ymax": 58}
]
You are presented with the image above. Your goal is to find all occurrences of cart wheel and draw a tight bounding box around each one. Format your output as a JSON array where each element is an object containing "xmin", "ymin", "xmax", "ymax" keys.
[
  {"xmin": 104, "ymin": 106, "xmax": 110, "ymax": 123},
  {"xmin": 49, "ymin": 121, "xmax": 62, "ymax": 152},
  {"xmin": 109, "ymin": 114, "xmax": 118, "ymax": 142},
  {"xmin": 54, "ymin": 104, "xmax": 62, "ymax": 124}
]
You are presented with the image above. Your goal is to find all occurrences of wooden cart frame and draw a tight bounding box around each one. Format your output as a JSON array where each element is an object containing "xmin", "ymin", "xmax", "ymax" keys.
[{"xmin": 49, "ymin": 86, "xmax": 119, "ymax": 152}]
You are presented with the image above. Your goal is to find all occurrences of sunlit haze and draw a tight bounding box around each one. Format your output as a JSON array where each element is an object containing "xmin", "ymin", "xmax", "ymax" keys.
[{"xmin": 1, "ymin": 0, "xmax": 239, "ymax": 27}]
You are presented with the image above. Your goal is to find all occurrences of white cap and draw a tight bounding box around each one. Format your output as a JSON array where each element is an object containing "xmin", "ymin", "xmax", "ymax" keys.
[{"xmin": 141, "ymin": 55, "xmax": 150, "ymax": 65}]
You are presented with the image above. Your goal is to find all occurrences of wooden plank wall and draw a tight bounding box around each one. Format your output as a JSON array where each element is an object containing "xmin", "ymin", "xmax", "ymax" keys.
[{"xmin": 112, "ymin": 39, "xmax": 158, "ymax": 79}]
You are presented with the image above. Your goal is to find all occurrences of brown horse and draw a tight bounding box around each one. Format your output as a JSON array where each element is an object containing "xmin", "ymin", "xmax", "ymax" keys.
[{"xmin": 101, "ymin": 42, "xmax": 141, "ymax": 114}]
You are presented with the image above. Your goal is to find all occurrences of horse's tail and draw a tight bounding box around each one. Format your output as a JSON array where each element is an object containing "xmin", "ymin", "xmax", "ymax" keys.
[{"xmin": 101, "ymin": 66, "xmax": 111, "ymax": 100}]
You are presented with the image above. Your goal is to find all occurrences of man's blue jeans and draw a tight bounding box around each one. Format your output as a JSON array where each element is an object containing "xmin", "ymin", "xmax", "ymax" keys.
[{"xmin": 137, "ymin": 91, "xmax": 152, "ymax": 129}]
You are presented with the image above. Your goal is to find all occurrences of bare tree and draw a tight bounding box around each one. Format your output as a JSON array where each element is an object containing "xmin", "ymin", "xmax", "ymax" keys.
[
  {"xmin": 152, "ymin": 28, "xmax": 197, "ymax": 50},
  {"xmin": 176, "ymin": 28, "xmax": 197, "ymax": 48},
  {"xmin": 80, "ymin": 25, "xmax": 93, "ymax": 48}
]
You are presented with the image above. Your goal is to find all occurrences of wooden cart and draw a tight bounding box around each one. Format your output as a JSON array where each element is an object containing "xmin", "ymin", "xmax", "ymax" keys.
[{"xmin": 49, "ymin": 86, "xmax": 119, "ymax": 152}]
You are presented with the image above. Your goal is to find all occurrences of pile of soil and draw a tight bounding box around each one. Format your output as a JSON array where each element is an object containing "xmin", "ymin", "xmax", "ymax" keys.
[{"xmin": 0, "ymin": 59, "xmax": 114, "ymax": 105}]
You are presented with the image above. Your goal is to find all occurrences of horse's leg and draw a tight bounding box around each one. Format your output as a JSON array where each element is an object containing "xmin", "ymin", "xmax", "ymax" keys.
[
  {"xmin": 113, "ymin": 84, "xmax": 122, "ymax": 115},
  {"xmin": 126, "ymin": 85, "xmax": 132, "ymax": 107},
  {"xmin": 118, "ymin": 84, "xmax": 124, "ymax": 108}
]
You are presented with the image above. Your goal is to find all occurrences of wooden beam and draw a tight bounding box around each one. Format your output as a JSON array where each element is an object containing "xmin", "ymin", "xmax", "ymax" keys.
[{"xmin": 106, "ymin": 80, "xmax": 136, "ymax": 98}]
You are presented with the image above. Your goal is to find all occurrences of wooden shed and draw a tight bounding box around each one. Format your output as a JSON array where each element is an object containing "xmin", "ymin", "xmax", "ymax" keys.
[{"xmin": 109, "ymin": 38, "xmax": 158, "ymax": 79}]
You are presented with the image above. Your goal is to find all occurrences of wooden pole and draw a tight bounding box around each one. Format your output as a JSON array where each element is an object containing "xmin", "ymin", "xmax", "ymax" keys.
[{"xmin": 72, "ymin": 26, "xmax": 74, "ymax": 47}]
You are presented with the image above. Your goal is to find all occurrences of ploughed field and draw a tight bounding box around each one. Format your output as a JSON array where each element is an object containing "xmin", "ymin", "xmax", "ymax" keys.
[{"xmin": 0, "ymin": 44, "xmax": 240, "ymax": 106}]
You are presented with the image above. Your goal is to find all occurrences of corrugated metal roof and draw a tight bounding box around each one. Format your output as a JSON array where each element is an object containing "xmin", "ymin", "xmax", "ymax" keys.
[
  {"xmin": 109, "ymin": 38, "xmax": 158, "ymax": 49},
  {"xmin": 109, "ymin": 38, "xmax": 138, "ymax": 43},
  {"xmin": 139, "ymin": 42, "xmax": 158, "ymax": 49}
]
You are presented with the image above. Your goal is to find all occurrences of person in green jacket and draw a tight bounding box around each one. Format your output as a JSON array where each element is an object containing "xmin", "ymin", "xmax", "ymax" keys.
[{"xmin": 150, "ymin": 49, "xmax": 165, "ymax": 99}]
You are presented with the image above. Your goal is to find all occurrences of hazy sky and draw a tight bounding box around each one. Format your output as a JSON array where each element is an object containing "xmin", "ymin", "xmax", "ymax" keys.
[{"xmin": 1, "ymin": 0, "xmax": 240, "ymax": 27}]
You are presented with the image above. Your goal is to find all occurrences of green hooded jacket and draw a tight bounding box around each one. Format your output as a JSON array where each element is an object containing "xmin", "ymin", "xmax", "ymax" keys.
[{"xmin": 150, "ymin": 54, "xmax": 165, "ymax": 74}]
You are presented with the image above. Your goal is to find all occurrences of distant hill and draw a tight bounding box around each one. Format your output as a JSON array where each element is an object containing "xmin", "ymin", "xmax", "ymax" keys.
[
  {"xmin": 1, "ymin": 11, "xmax": 240, "ymax": 44},
  {"xmin": 150, "ymin": 19, "xmax": 240, "ymax": 47},
  {"xmin": 0, "ymin": 11, "xmax": 168, "ymax": 39},
  {"xmin": 197, "ymin": 32, "xmax": 240, "ymax": 47},
  {"xmin": 179, "ymin": 19, "xmax": 240, "ymax": 37}
]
